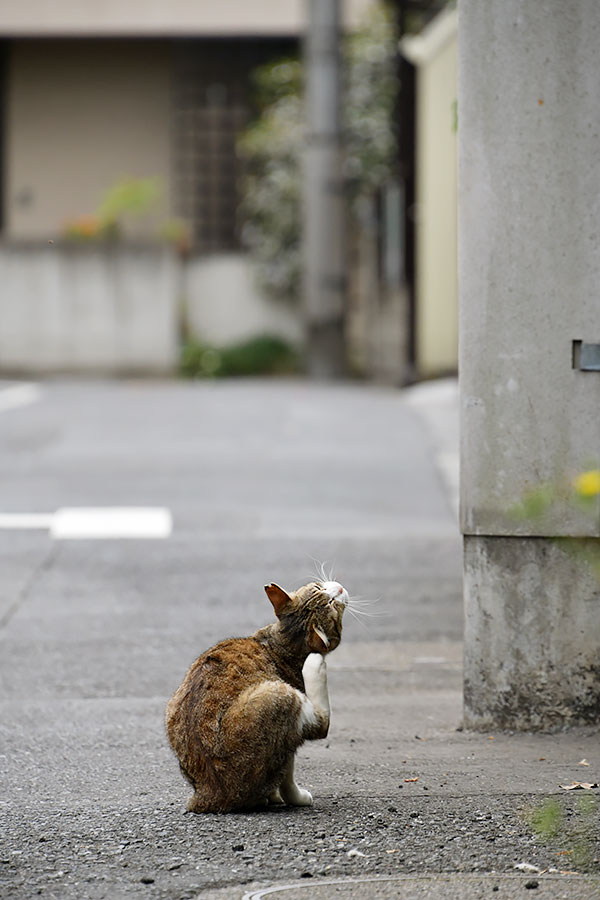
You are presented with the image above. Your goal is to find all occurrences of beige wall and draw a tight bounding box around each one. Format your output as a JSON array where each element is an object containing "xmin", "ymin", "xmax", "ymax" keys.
[
  {"xmin": 0, "ymin": 0, "xmax": 376, "ymax": 36},
  {"xmin": 6, "ymin": 40, "xmax": 172, "ymax": 239},
  {"xmin": 404, "ymin": 10, "xmax": 458, "ymax": 378}
]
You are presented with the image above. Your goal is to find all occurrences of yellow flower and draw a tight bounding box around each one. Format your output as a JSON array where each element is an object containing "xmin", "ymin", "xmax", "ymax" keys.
[{"xmin": 574, "ymin": 469, "xmax": 600, "ymax": 497}]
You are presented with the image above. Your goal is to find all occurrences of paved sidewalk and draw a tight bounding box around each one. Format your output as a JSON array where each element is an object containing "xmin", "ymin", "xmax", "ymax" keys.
[{"xmin": 0, "ymin": 378, "xmax": 598, "ymax": 899}]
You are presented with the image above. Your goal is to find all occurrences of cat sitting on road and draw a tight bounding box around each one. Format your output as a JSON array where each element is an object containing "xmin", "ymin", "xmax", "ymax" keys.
[{"xmin": 165, "ymin": 580, "xmax": 348, "ymax": 813}]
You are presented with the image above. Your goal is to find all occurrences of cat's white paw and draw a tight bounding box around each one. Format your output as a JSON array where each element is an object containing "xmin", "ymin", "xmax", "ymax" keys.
[
  {"xmin": 303, "ymin": 653, "xmax": 326, "ymax": 683},
  {"xmin": 302, "ymin": 653, "xmax": 329, "ymax": 718},
  {"xmin": 293, "ymin": 787, "xmax": 313, "ymax": 807},
  {"xmin": 282, "ymin": 784, "xmax": 313, "ymax": 807}
]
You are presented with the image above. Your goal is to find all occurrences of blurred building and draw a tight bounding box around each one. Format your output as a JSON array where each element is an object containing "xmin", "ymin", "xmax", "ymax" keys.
[
  {"xmin": 0, "ymin": 0, "xmax": 456, "ymax": 380},
  {"xmin": 1, "ymin": 0, "xmax": 375, "ymax": 244},
  {"xmin": 0, "ymin": 0, "xmax": 373, "ymax": 373}
]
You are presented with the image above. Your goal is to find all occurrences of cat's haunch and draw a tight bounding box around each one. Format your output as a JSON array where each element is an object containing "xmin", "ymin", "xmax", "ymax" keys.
[{"xmin": 165, "ymin": 580, "xmax": 348, "ymax": 813}]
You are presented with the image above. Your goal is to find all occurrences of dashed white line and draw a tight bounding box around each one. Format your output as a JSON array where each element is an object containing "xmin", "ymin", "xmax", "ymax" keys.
[
  {"xmin": 0, "ymin": 514, "xmax": 54, "ymax": 530},
  {"xmin": 0, "ymin": 508, "xmax": 172, "ymax": 540},
  {"xmin": 51, "ymin": 507, "xmax": 172, "ymax": 539}
]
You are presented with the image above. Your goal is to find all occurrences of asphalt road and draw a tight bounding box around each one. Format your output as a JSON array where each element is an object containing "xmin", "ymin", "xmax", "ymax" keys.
[{"xmin": 1, "ymin": 378, "xmax": 598, "ymax": 900}]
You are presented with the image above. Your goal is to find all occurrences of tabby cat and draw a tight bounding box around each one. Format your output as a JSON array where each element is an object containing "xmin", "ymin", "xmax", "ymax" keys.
[{"xmin": 165, "ymin": 579, "xmax": 348, "ymax": 812}]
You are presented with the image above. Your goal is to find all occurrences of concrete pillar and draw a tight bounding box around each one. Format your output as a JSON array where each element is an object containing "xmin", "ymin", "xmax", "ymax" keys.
[{"xmin": 459, "ymin": 0, "xmax": 600, "ymax": 729}]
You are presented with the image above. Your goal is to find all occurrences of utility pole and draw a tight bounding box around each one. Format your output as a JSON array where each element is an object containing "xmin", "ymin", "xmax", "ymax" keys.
[{"xmin": 303, "ymin": 0, "xmax": 346, "ymax": 377}]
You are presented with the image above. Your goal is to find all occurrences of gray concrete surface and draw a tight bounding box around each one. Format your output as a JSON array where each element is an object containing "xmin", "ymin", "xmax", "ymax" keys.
[
  {"xmin": 459, "ymin": 0, "xmax": 600, "ymax": 729},
  {"xmin": 459, "ymin": 0, "xmax": 600, "ymax": 537},
  {"xmin": 0, "ymin": 378, "xmax": 598, "ymax": 899},
  {"xmin": 464, "ymin": 536, "xmax": 600, "ymax": 731}
]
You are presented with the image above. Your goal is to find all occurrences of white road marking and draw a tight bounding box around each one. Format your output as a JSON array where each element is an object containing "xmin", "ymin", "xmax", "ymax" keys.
[
  {"xmin": 51, "ymin": 507, "xmax": 172, "ymax": 539},
  {"xmin": 0, "ymin": 508, "xmax": 172, "ymax": 540},
  {"xmin": 0, "ymin": 382, "xmax": 42, "ymax": 413},
  {"xmin": 0, "ymin": 513, "xmax": 54, "ymax": 530}
]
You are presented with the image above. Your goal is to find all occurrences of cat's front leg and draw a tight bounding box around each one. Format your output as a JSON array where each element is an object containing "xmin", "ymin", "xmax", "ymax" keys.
[
  {"xmin": 302, "ymin": 652, "xmax": 330, "ymax": 737},
  {"xmin": 279, "ymin": 753, "xmax": 313, "ymax": 807}
]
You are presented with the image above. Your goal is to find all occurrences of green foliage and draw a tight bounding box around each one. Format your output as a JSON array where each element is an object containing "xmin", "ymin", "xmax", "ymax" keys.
[
  {"xmin": 180, "ymin": 335, "xmax": 300, "ymax": 379},
  {"xmin": 63, "ymin": 176, "xmax": 189, "ymax": 248},
  {"xmin": 527, "ymin": 796, "xmax": 599, "ymax": 873},
  {"xmin": 510, "ymin": 484, "xmax": 557, "ymax": 522},
  {"xmin": 238, "ymin": 92, "xmax": 304, "ymax": 302},
  {"xmin": 451, "ymin": 99, "xmax": 458, "ymax": 134},
  {"xmin": 512, "ymin": 468, "xmax": 600, "ymax": 581},
  {"xmin": 529, "ymin": 798, "xmax": 563, "ymax": 840},
  {"xmin": 251, "ymin": 59, "xmax": 303, "ymax": 107},
  {"xmin": 97, "ymin": 177, "xmax": 161, "ymax": 230},
  {"xmin": 238, "ymin": 4, "xmax": 398, "ymax": 303},
  {"xmin": 343, "ymin": 5, "xmax": 398, "ymax": 195},
  {"xmin": 569, "ymin": 794, "xmax": 598, "ymax": 871}
]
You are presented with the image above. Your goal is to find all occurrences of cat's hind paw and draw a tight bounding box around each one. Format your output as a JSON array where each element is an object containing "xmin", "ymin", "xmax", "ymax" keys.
[{"xmin": 267, "ymin": 787, "xmax": 284, "ymax": 805}]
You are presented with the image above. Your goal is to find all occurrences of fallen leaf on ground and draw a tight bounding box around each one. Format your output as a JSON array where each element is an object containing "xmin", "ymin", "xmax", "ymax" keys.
[
  {"xmin": 560, "ymin": 781, "xmax": 598, "ymax": 790},
  {"xmin": 578, "ymin": 759, "xmax": 590, "ymax": 767},
  {"xmin": 404, "ymin": 777, "xmax": 419, "ymax": 783}
]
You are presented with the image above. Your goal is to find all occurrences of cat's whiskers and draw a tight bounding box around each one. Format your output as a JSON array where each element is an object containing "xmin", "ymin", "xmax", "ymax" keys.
[
  {"xmin": 343, "ymin": 604, "xmax": 377, "ymax": 633},
  {"xmin": 347, "ymin": 592, "xmax": 380, "ymax": 603},
  {"xmin": 306, "ymin": 557, "xmax": 335, "ymax": 586},
  {"xmin": 345, "ymin": 606, "xmax": 382, "ymax": 619},
  {"xmin": 319, "ymin": 561, "xmax": 335, "ymax": 584},
  {"xmin": 344, "ymin": 595, "xmax": 384, "ymax": 619}
]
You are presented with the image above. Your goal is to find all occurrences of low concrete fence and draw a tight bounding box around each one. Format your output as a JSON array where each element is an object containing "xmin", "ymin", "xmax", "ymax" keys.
[
  {"xmin": 0, "ymin": 243, "xmax": 303, "ymax": 376},
  {"xmin": 0, "ymin": 242, "xmax": 181, "ymax": 375},
  {"xmin": 184, "ymin": 253, "xmax": 302, "ymax": 348}
]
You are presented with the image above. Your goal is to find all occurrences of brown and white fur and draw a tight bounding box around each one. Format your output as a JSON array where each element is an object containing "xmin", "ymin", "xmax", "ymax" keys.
[{"xmin": 165, "ymin": 580, "xmax": 348, "ymax": 813}]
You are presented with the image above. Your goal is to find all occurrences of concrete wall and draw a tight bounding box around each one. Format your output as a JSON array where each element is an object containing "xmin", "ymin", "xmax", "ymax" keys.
[
  {"xmin": 6, "ymin": 40, "xmax": 172, "ymax": 240},
  {"xmin": 403, "ymin": 8, "xmax": 458, "ymax": 378},
  {"xmin": 464, "ymin": 537, "xmax": 600, "ymax": 730},
  {"xmin": 0, "ymin": 244, "xmax": 179, "ymax": 374},
  {"xmin": 0, "ymin": 0, "xmax": 376, "ymax": 36},
  {"xmin": 460, "ymin": 2, "xmax": 600, "ymax": 538},
  {"xmin": 460, "ymin": 0, "xmax": 600, "ymax": 729},
  {"xmin": 184, "ymin": 254, "xmax": 303, "ymax": 347},
  {"xmin": 0, "ymin": 245, "xmax": 303, "ymax": 374}
]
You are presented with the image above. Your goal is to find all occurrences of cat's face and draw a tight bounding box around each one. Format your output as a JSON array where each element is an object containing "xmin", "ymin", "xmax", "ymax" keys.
[{"xmin": 265, "ymin": 580, "xmax": 348, "ymax": 654}]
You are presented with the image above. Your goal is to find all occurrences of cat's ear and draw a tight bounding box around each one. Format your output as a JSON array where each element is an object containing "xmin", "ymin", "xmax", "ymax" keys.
[
  {"xmin": 264, "ymin": 583, "xmax": 293, "ymax": 617},
  {"xmin": 308, "ymin": 624, "xmax": 330, "ymax": 654}
]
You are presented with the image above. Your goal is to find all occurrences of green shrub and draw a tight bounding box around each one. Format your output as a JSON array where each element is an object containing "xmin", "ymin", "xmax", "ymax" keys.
[{"xmin": 180, "ymin": 335, "xmax": 300, "ymax": 378}]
